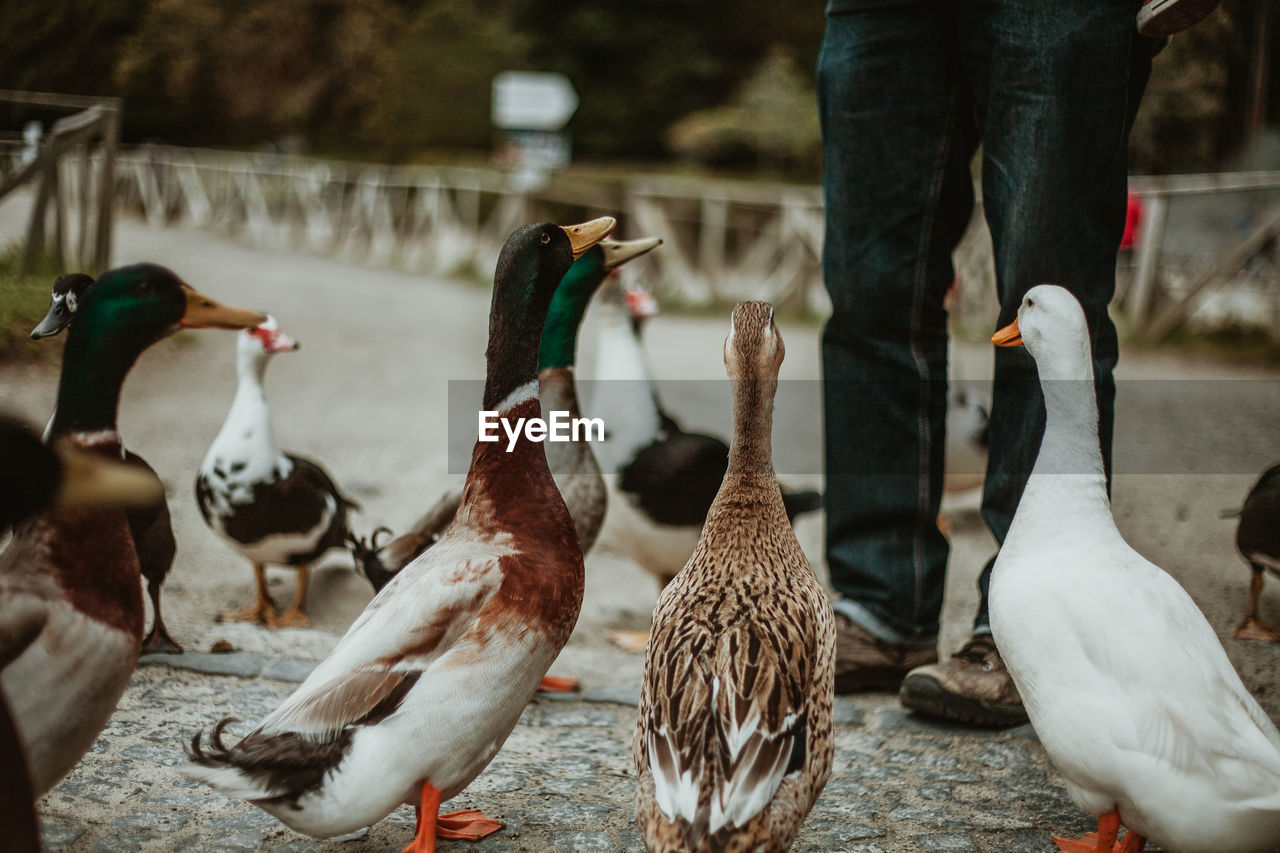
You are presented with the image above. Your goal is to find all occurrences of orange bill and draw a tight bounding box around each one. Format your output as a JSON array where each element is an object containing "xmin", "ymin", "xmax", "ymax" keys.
[
  {"xmin": 560, "ymin": 217, "xmax": 617, "ymax": 258},
  {"xmin": 991, "ymin": 318, "xmax": 1023, "ymax": 347},
  {"xmin": 181, "ymin": 285, "xmax": 268, "ymax": 330}
]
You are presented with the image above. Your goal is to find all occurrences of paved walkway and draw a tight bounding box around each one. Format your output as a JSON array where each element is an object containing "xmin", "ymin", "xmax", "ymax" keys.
[{"xmin": 2, "ymin": 194, "xmax": 1279, "ymax": 851}]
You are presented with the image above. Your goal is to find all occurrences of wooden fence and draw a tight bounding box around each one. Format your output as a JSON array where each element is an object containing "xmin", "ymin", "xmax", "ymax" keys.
[
  {"xmin": 0, "ymin": 90, "xmax": 120, "ymax": 273},
  {"xmin": 2, "ymin": 140, "xmax": 1277, "ymax": 335}
]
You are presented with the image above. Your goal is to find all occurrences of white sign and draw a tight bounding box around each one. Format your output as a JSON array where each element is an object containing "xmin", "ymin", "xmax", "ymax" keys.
[{"xmin": 492, "ymin": 72, "xmax": 579, "ymax": 131}]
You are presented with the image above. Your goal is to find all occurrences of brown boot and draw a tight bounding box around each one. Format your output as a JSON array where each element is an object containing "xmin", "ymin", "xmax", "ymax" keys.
[
  {"xmin": 898, "ymin": 635, "xmax": 1028, "ymax": 727},
  {"xmin": 834, "ymin": 612, "xmax": 938, "ymax": 693}
]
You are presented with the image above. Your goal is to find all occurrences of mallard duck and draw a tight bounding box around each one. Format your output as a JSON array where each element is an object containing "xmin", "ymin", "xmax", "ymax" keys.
[
  {"xmin": 0, "ymin": 411, "xmax": 165, "ymax": 852},
  {"xmin": 634, "ymin": 301, "xmax": 835, "ymax": 853},
  {"xmin": 1228, "ymin": 463, "xmax": 1280, "ymax": 641},
  {"xmin": 348, "ymin": 236, "xmax": 663, "ymax": 593},
  {"xmin": 989, "ymin": 284, "xmax": 1280, "ymax": 853},
  {"xmin": 196, "ymin": 315, "xmax": 358, "ymax": 629},
  {"xmin": 30, "ymin": 272, "xmax": 183, "ymax": 653},
  {"xmin": 184, "ymin": 217, "xmax": 615, "ymax": 849},
  {"xmin": 0, "ymin": 264, "xmax": 264, "ymax": 796}
]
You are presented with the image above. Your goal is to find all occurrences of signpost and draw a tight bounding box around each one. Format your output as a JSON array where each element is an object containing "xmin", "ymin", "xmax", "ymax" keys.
[{"xmin": 491, "ymin": 72, "xmax": 579, "ymax": 188}]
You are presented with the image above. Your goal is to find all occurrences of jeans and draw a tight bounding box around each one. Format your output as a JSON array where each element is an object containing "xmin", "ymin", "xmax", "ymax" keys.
[{"xmin": 818, "ymin": 0, "xmax": 1153, "ymax": 644}]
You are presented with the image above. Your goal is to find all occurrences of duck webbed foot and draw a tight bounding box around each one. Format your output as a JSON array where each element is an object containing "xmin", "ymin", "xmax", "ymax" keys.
[
  {"xmin": 536, "ymin": 675, "xmax": 581, "ymax": 693},
  {"xmin": 265, "ymin": 564, "xmax": 310, "ymax": 629},
  {"xmin": 218, "ymin": 563, "xmax": 277, "ymax": 624},
  {"xmin": 1053, "ymin": 810, "xmax": 1145, "ymax": 852},
  {"xmin": 1232, "ymin": 570, "xmax": 1279, "ymax": 641},
  {"xmin": 403, "ymin": 783, "xmax": 502, "ymax": 853}
]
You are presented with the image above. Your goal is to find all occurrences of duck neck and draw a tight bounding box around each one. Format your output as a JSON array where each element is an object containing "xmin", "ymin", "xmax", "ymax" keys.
[
  {"xmin": 726, "ymin": 375, "xmax": 776, "ymax": 479},
  {"xmin": 1017, "ymin": 370, "xmax": 1111, "ymax": 532},
  {"xmin": 217, "ymin": 354, "xmax": 278, "ymax": 452},
  {"xmin": 50, "ymin": 321, "xmax": 146, "ymax": 436},
  {"xmin": 538, "ymin": 258, "xmax": 602, "ymax": 372}
]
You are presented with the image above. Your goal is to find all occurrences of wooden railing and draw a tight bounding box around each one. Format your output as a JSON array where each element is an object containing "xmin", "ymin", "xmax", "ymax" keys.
[{"xmin": 3, "ymin": 140, "xmax": 1277, "ymax": 336}]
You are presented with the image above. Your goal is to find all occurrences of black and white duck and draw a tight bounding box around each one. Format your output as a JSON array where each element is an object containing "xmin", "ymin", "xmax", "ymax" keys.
[
  {"xmin": 1227, "ymin": 463, "xmax": 1280, "ymax": 641},
  {"xmin": 196, "ymin": 315, "xmax": 358, "ymax": 629}
]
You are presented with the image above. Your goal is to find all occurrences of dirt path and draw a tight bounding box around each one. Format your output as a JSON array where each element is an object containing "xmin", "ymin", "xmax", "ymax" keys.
[{"xmin": 3, "ymin": 194, "xmax": 1280, "ymax": 850}]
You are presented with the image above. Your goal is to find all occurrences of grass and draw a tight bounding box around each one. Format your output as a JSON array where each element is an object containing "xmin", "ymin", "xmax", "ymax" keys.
[{"xmin": 0, "ymin": 243, "xmax": 64, "ymax": 363}]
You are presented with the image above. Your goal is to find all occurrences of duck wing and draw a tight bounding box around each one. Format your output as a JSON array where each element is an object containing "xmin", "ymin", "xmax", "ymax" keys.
[{"xmin": 640, "ymin": 613, "xmax": 814, "ymax": 847}]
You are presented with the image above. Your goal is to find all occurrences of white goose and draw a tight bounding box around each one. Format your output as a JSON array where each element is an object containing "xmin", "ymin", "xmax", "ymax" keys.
[{"xmin": 989, "ymin": 284, "xmax": 1280, "ymax": 853}]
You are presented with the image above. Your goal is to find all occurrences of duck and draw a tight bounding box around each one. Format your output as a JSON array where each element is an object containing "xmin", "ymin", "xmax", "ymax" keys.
[
  {"xmin": 0, "ymin": 411, "xmax": 165, "ymax": 852},
  {"xmin": 634, "ymin": 301, "xmax": 835, "ymax": 853},
  {"xmin": 347, "ymin": 235, "xmax": 664, "ymax": 593},
  {"xmin": 183, "ymin": 216, "xmax": 615, "ymax": 850},
  {"xmin": 30, "ymin": 271, "xmax": 184, "ymax": 653},
  {"xmin": 195, "ymin": 315, "xmax": 358, "ymax": 629},
  {"xmin": 988, "ymin": 284, "xmax": 1280, "ymax": 853},
  {"xmin": 590, "ymin": 282, "xmax": 822, "ymax": 649},
  {"xmin": 1227, "ymin": 463, "xmax": 1280, "ymax": 642},
  {"xmin": 0, "ymin": 264, "xmax": 264, "ymax": 797}
]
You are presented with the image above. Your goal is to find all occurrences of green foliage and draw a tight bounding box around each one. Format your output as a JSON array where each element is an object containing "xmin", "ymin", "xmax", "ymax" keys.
[
  {"xmin": 666, "ymin": 46, "xmax": 821, "ymax": 179},
  {"xmin": 369, "ymin": 0, "xmax": 532, "ymax": 157},
  {"xmin": 0, "ymin": 245, "xmax": 64, "ymax": 363}
]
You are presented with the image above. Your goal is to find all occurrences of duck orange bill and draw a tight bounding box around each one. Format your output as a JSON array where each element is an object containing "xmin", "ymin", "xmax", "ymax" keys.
[
  {"xmin": 561, "ymin": 217, "xmax": 617, "ymax": 258},
  {"xmin": 991, "ymin": 318, "xmax": 1023, "ymax": 347},
  {"xmin": 180, "ymin": 285, "xmax": 268, "ymax": 330}
]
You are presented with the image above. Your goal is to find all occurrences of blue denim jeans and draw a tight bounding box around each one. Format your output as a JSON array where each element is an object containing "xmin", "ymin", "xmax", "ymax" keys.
[{"xmin": 818, "ymin": 0, "xmax": 1153, "ymax": 644}]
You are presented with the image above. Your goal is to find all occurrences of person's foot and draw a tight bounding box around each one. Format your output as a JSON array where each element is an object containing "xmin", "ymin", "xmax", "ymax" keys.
[
  {"xmin": 1136, "ymin": 0, "xmax": 1222, "ymax": 37},
  {"xmin": 899, "ymin": 636, "xmax": 1028, "ymax": 727},
  {"xmin": 834, "ymin": 613, "xmax": 938, "ymax": 693}
]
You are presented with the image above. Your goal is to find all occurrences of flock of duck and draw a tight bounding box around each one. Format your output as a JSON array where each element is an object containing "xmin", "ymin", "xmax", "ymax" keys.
[{"xmin": 1, "ymin": 213, "xmax": 1279, "ymax": 853}]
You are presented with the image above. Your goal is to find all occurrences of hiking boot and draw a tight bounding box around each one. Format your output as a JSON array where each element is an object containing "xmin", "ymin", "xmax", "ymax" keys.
[
  {"xmin": 1136, "ymin": 0, "xmax": 1222, "ymax": 37},
  {"xmin": 834, "ymin": 612, "xmax": 938, "ymax": 693},
  {"xmin": 899, "ymin": 636, "xmax": 1028, "ymax": 727}
]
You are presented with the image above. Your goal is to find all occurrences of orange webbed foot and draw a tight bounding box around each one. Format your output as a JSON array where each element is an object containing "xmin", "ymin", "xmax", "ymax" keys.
[
  {"xmin": 536, "ymin": 675, "xmax": 581, "ymax": 693},
  {"xmin": 1054, "ymin": 834, "xmax": 1101, "ymax": 853},
  {"xmin": 437, "ymin": 809, "xmax": 503, "ymax": 841},
  {"xmin": 1232, "ymin": 616, "xmax": 1280, "ymax": 642}
]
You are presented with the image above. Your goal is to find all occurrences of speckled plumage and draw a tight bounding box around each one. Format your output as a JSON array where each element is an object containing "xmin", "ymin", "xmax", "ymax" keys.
[{"xmin": 634, "ymin": 302, "xmax": 835, "ymax": 853}]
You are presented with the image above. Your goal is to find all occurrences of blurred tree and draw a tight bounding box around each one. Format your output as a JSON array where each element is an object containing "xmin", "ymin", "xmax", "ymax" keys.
[
  {"xmin": 507, "ymin": 0, "xmax": 823, "ymax": 159},
  {"xmin": 115, "ymin": 0, "xmax": 401, "ymax": 145},
  {"xmin": 666, "ymin": 46, "xmax": 821, "ymax": 179},
  {"xmin": 367, "ymin": 0, "xmax": 532, "ymax": 157},
  {"xmin": 0, "ymin": 0, "xmax": 148, "ymax": 96}
]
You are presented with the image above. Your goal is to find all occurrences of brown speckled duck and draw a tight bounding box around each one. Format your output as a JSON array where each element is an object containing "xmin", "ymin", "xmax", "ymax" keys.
[{"xmin": 634, "ymin": 301, "xmax": 835, "ymax": 853}]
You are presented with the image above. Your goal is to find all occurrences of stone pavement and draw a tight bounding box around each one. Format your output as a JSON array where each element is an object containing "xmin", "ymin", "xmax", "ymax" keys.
[{"xmin": 39, "ymin": 651, "xmax": 1100, "ymax": 853}]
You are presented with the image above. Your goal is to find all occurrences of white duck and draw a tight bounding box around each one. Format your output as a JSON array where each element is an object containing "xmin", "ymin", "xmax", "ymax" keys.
[{"xmin": 989, "ymin": 284, "xmax": 1280, "ymax": 853}]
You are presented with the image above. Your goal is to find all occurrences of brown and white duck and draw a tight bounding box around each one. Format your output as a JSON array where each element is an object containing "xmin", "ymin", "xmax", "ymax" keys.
[
  {"xmin": 634, "ymin": 301, "xmax": 835, "ymax": 853},
  {"xmin": 184, "ymin": 217, "xmax": 614, "ymax": 851},
  {"xmin": 0, "ymin": 264, "xmax": 264, "ymax": 796}
]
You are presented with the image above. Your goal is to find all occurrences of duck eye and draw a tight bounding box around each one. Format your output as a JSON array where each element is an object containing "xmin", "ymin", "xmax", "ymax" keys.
[
  {"xmin": 135, "ymin": 280, "xmax": 153, "ymax": 296},
  {"xmin": 1025, "ymin": 297, "xmax": 1034, "ymax": 308},
  {"xmin": 540, "ymin": 232, "xmax": 551, "ymax": 245}
]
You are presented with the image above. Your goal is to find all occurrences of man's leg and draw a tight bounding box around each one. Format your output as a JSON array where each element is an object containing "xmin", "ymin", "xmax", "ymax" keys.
[
  {"xmin": 900, "ymin": 0, "xmax": 1155, "ymax": 725},
  {"xmin": 818, "ymin": 2, "xmax": 978, "ymax": 691}
]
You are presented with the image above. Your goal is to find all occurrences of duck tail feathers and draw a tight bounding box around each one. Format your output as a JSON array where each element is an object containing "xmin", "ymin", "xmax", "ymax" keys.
[
  {"xmin": 183, "ymin": 718, "xmax": 275, "ymax": 800},
  {"xmin": 780, "ymin": 488, "xmax": 823, "ymax": 521},
  {"xmin": 346, "ymin": 526, "xmax": 397, "ymax": 593}
]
